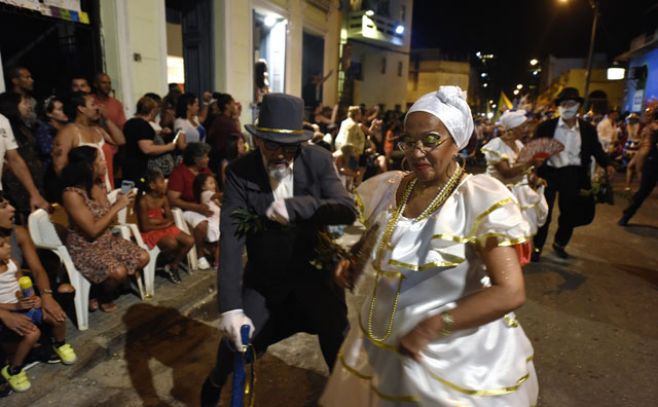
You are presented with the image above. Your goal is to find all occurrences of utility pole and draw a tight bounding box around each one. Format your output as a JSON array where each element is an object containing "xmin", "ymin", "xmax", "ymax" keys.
[{"xmin": 583, "ymin": 0, "xmax": 599, "ymax": 111}]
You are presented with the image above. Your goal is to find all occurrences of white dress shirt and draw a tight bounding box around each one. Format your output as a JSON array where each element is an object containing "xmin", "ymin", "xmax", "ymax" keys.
[
  {"xmin": 268, "ymin": 162, "xmax": 294, "ymax": 201},
  {"xmin": 548, "ymin": 117, "xmax": 582, "ymax": 168}
]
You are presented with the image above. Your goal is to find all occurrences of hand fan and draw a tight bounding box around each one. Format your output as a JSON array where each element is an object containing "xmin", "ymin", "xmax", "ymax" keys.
[{"xmin": 518, "ymin": 138, "xmax": 564, "ymax": 163}]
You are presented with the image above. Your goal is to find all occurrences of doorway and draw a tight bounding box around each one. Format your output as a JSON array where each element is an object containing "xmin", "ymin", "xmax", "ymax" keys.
[{"xmin": 302, "ymin": 31, "xmax": 325, "ymax": 119}]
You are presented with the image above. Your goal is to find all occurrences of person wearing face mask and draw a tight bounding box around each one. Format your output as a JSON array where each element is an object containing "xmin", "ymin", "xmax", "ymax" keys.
[
  {"xmin": 200, "ymin": 94, "xmax": 357, "ymax": 406},
  {"xmin": 532, "ymin": 88, "xmax": 615, "ymax": 261}
]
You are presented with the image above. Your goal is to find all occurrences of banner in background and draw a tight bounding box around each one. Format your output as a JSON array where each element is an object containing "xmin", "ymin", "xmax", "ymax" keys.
[{"xmin": 0, "ymin": 0, "xmax": 88, "ymax": 24}]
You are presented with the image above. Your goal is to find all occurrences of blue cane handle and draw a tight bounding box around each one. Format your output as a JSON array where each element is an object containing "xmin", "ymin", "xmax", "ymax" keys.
[
  {"xmin": 240, "ymin": 324, "xmax": 251, "ymax": 350},
  {"xmin": 230, "ymin": 324, "xmax": 252, "ymax": 407}
]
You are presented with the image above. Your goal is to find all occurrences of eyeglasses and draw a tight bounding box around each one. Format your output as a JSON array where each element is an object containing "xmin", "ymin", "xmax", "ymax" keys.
[
  {"xmin": 397, "ymin": 132, "xmax": 448, "ymax": 153},
  {"xmin": 262, "ymin": 140, "xmax": 300, "ymax": 154}
]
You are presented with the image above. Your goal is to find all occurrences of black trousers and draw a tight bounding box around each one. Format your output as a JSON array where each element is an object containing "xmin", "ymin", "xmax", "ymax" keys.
[
  {"xmin": 534, "ymin": 166, "xmax": 585, "ymax": 250},
  {"xmin": 207, "ymin": 280, "xmax": 348, "ymax": 388},
  {"xmin": 623, "ymin": 158, "xmax": 658, "ymax": 219}
]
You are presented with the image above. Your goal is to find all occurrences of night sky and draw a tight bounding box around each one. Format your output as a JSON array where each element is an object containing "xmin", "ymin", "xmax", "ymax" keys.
[{"xmin": 411, "ymin": 0, "xmax": 658, "ymax": 95}]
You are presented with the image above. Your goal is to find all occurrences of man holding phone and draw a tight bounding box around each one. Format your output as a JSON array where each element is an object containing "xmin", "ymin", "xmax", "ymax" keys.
[{"xmin": 122, "ymin": 96, "xmax": 184, "ymax": 182}]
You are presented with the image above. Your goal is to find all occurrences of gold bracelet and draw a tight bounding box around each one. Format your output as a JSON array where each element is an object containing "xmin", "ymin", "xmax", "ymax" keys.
[{"xmin": 439, "ymin": 311, "xmax": 455, "ymax": 336}]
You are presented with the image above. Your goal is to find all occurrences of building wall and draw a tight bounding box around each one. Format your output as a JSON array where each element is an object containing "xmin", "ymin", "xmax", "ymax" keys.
[
  {"xmin": 541, "ymin": 68, "xmax": 625, "ymax": 110},
  {"xmin": 217, "ymin": 0, "xmax": 341, "ymax": 125},
  {"xmin": 342, "ymin": 0, "xmax": 413, "ymax": 110},
  {"xmin": 100, "ymin": 0, "xmax": 168, "ymax": 116},
  {"xmin": 406, "ymin": 60, "xmax": 470, "ymax": 105},
  {"xmin": 623, "ymin": 46, "xmax": 658, "ymax": 112},
  {"xmin": 351, "ymin": 42, "xmax": 409, "ymax": 109}
]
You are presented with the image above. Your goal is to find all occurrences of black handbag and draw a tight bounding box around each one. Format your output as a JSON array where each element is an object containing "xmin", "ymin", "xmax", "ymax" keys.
[{"xmin": 594, "ymin": 174, "xmax": 615, "ymax": 205}]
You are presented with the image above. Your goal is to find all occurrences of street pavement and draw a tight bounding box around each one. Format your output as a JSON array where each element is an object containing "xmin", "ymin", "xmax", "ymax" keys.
[{"xmin": 4, "ymin": 177, "xmax": 657, "ymax": 406}]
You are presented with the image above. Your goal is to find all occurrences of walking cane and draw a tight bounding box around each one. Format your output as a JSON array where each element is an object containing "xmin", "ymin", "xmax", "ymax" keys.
[{"xmin": 230, "ymin": 324, "xmax": 255, "ymax": 407}]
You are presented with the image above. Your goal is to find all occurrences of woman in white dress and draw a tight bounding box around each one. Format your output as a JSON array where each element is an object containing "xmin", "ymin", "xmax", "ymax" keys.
[
  {"xmin": 321, "ymin": 87, "xmax": 538, "ymax": 406},
  {"xmin": 481, "ymin": 110, "xmax": 548, "ymax": 237}
]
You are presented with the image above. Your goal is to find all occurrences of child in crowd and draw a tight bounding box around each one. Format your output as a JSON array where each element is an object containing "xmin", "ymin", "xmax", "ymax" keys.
[
  {"xmin": 334, "ymin": 143, "xmax": 360, "ymax": 191},
  {"xmin": 193, "ymin": 173, "xmax": 221, "ymax": 267},
  {"xmin": 0, "ymin": 234, "xmax": 76, "ymax": 392},
  {"xmin": 136, "ymin": 169, "xmax": 194, "ymax": 284}
]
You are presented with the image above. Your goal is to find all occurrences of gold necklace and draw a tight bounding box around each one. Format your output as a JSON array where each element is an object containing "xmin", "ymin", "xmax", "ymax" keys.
[{"xmin": 366, "ymin": 166, "xmax": 465, "ymax": 343}]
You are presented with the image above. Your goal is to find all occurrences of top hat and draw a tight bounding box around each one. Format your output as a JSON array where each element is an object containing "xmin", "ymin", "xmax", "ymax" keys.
[
  {"xmin": 554, "ymin": 87, "xmax": 585, "ymax": 106},
  {"xmin": 245, "ymin": 93, "xmax": 313, "ymax": 144}
]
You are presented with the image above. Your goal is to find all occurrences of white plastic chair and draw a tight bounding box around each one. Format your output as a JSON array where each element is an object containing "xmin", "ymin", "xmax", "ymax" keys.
[
  {"xmin": 28, "ymin": 208, "xmax": 91, "ymax": 331},
  {"xmin": 172, "ymin": 207, "xmax": 198, "ymax": 272},
  {"xmin": 107, "ymin": 189, "xmax": 158, "ymax": 298}
]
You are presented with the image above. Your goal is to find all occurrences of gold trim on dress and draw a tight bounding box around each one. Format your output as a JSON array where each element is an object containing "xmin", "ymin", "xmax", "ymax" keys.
[
  {"xmin": 340, "ymin": 345, "xmax": 536, "ymax": 399},
  {"xmin": 388, "ymin": 258, "xmax": 464, "ymax": 271},
  {"xmin": 428, "ymin": 370, "xmax": 531, "ymax": 397},
  {"xmin": 354, "ymin": 192, "xmax": 367, "ymax": 227},
  {"xmin": 468, "ymin": 197, "xmax": 515, "ymax": 237},
  {"xmin": 370, "ymin": 385, "xmax": 420, "ymax": 403},
  {"xmin": 504, "ymin": 314, "xmax": 520, "ymax": 327},
  {"xmin": 338, "ymin": 353, "xmax": 372, "ymax": 380}
]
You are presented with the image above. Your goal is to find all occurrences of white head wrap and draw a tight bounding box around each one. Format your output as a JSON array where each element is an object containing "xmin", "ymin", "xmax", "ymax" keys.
[
  {"xmin": 405, "ymin": 86, "xmax": 474, "ymax": 150},
  {"xmin": 499, "ymin": 110, "xmax": 528, "ymax": 130}
]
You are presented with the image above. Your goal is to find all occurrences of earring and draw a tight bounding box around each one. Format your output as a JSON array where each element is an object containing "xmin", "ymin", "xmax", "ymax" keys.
[
  {"xmin": 401, "ymin": 157, "xmax": 410, "ymax": 172},
  {"xmin": 453, "ymin": 153, "xmax": 466, "ymax": 170}
]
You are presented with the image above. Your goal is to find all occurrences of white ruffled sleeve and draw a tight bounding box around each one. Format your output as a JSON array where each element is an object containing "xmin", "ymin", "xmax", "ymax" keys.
[
  {"xmin": 354, "ymin": 171, "xmax": 405, "ymax": 227},
  {"xmin": 460, "ymin": 174, "xmax": 531, "ymax": 247},
  {"xmin": 481, "ymin": 137, "xmax": 509, "ymax": 164}
]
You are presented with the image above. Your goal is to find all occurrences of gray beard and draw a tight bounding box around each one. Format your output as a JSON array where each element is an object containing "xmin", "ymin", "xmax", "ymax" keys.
[{"xmin": 268, "ymin": 164, "xmax": 291, "ymax": 181}]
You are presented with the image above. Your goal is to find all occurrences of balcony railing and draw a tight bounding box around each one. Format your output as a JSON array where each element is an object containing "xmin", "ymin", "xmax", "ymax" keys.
[{"xmin": 346, "ymin": 10, "xmax": 405, "ymax": 47}]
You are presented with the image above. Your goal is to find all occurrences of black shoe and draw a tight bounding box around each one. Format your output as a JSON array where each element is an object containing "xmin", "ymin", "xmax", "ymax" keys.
[
  {"xmin": 618, "ymin": 214, "xmax": 631, "ymax": 226},
  {"xmin": 200, "ymin": 376, "xmax": 222, "ymax": 407},
  {"xmin": 162, "ymin": 265, "xmax": 181, "ymax": 284},
  {"xmin": 25, "ymin": 345, "xmax": 60, "ymax": 365},
  {"xmin": 552, "ymin": 243, "xmax": 570, "ymax": 259},
  {"xmin": 530, "ymin": 248, "xmax": 541, "ymax": 263}
]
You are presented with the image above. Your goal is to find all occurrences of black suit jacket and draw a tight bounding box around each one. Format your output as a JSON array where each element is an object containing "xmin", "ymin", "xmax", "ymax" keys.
[
  {"xmin": 218, "ymin": 144, "xmax": 357, "ymax": 312},
  {"xmin": 535, "ymin": 118, "xmax": 611, "ymax": 185}
]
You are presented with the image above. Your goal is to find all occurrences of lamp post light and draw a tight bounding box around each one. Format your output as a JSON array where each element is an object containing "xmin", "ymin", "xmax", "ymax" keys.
[
  {"xmin": 530, "ymin": 58, "xmax": 539, "ymax": 66},
  {"xmin": 583, "ymin": 0, "xmax": 600, "ymax": 110},
  {"xmin": 559, "ymin": 0, "xmax": 600, "ymax": 109}
]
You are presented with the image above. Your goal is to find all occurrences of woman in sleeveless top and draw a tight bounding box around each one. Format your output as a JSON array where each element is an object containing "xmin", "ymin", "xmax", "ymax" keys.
[
  {"xmin": 52, "ymin": 92, "xmax": 123, "ymax": 193},
  {"xmin": 174, "ymin": 92, "xmax": 206, "ymax": 146},
  {"xmin": 60, "ymin": 146, "xmax": 149, "ymax": 312}
]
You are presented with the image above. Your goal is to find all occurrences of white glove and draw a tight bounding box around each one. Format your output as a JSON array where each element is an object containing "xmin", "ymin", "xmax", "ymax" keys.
[
  {"xmin": 266, "ymin": 199, "xmax": 289, "ymax": 225},
  {"xmin": 219, "ymin": 309, "xmax": 255, "ymax": 351}
]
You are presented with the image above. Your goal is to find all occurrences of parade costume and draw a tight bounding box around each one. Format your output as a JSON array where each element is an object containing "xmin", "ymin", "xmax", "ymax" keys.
[
  {"xmin": 481, "ymin": 111, "xmax": 548, "ymax": 235},
  {"xmin": 200, "ymin": 94, "xmax": 357, "ymax": 406},
  {"xmin": 320, "ymin": 171, "xmax": 538, "ymax": 406},
  {"xmin": 533, "ymin": 88, "xmax": 611, "ymax": 258},
  {"xmin": 321, "ymin": 86, "xmax": 538, "ymax": 406}
]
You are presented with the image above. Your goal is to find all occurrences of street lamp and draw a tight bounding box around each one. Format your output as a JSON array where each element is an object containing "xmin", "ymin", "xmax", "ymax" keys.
[
  {"xmin": 516, "ymin": 84, "xmax": 523, "ymax": 90},
  {"xmin": 559, "ymin": 0, "xmax": 600, "ymax": 109},
  {"xmin": 529, "ymin": 58, "xmax": 539, "ymax": 66}
]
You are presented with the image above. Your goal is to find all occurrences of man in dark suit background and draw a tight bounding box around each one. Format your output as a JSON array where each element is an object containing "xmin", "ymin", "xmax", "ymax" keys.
[
  {"xmin": 200, "ymin": 94, "xmax": 357, "ymax": 406},
  {"xmin": 533, "ymin": 88, "xmax": 615, "ymax": 261}
]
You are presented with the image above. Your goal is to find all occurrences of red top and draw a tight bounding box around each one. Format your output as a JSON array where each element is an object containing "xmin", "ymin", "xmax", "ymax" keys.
[
  {"xmin": 168, "ymin": 163, "xmax": 210, "ymax": 202},
  {"xmin": 92, "ymin": 95, "xmax": 127, "ymax": 129}
]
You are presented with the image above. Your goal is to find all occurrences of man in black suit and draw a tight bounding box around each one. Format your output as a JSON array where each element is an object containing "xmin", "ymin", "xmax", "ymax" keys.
[
  {"xmin": 533, "ymin": 88, "xmax": 615, "ymax": 261},
  {"xmin": 200, "ymin": 94, "xmax": 357, "ymax": 406}
]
